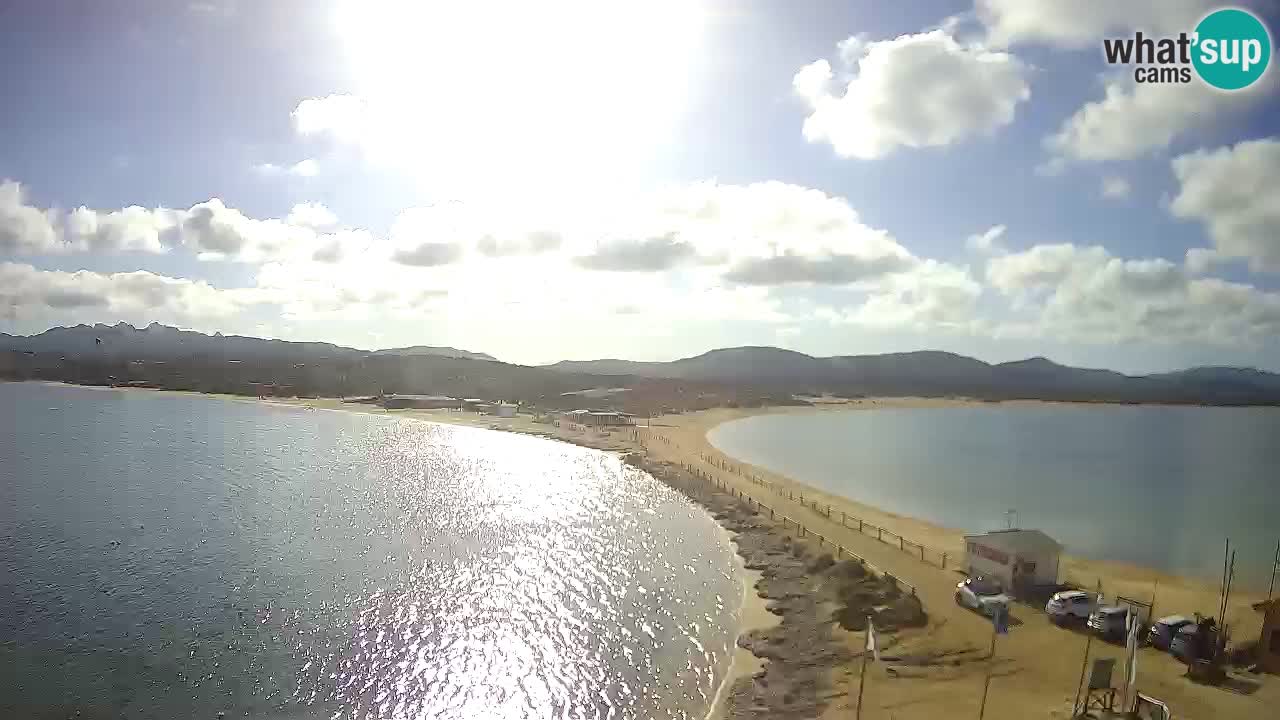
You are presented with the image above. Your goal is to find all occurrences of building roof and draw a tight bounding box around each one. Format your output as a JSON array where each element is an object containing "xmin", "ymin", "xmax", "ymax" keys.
[
  {"xmin": 1254, "ymin": 599, "xmax": 1280, "ymax": 613},
  {"xmin": 964, "ymin": 528, "xmax": 1063, "ymax": 553},
  {"xmin": 387, "ymin": 394, "xmax": 458, "ymax": 401}
]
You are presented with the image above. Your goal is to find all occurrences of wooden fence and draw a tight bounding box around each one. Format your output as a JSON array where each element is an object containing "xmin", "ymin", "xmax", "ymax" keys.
[
  {"xmin": 670, "ymin": 458, "xmax": 919, "ymax": 598},
  {"xmin": 675, "ymin": 445, "xmax": 953, "ymax": 572}
]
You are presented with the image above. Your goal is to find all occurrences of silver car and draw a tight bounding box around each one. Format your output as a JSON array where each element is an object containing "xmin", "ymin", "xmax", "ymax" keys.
[{"xmin": 955, "ymin": 576, "xmax": 1011, "ymax": 616}]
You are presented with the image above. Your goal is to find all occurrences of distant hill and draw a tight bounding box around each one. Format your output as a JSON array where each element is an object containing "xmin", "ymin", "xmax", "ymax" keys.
[
  {"xmin": 4, "ymin": 324, "xmax": 1279, "ymax": 406},
  {"xmin": 548, "ymin": 346, "xmax": 1280, "ymax": 405},
  {"xmin": 0, "ymin": 322, "xmax": 494, "ymax": 364},
  {"xmin": 373, "ymin": 345, "xmax": 497, "ymax": 361}
]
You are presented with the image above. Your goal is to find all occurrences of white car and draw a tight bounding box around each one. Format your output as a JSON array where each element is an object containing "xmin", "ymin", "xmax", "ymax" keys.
[
  {"xmin": 955, "ymin": 577, "xmax": 1010, "ymax": 616},
  {"xmin": 1045, "ymin": 590, "xmax": 1096, "ymax": 625}
]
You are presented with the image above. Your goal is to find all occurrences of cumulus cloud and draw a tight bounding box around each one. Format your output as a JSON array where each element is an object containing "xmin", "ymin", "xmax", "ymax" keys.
[
  {"xmin": 477, "ymin": 230, "xmax": 562, "ymax": 257},
  {"xmin": 987, "ymin": 243, "xmax": 1280, "ymax": 344},
  {"xmin": 1044, "ymin": 76, "xmax": 1267, "ymax": 165},
  {"xmin": 794, "ymin": 30, "xmax": 1030, "ymax": 159},
  {"xmin": 724, "ymin": 251, "xmax": 915, "ymax": 286},
  {"xmin": 574, "ymin": 235, "xmax": 698, "ymax": 272},
  {"xmin": 834, "ymin": 259, "xmax": 985, "ymax": 331},
  {"xmin": 978, "ymin": 0, "xmax": 1213, "ymax": 48},
  {"xmin": 1, "ymin": 181, "xmax": 61, "ymax": 254},
  {"xmin": 1170, "ymin": 137, "xmax": 1280, "ymax": 273},
  {"xmin": 2, "ymin": 181, "xmax": 180, "ymax": 255},
  {"xmin": 0, "ymin": 181, "xmax": 371, "ymax": 264},
  {"xmin": 292, "ymin": 94, "xmax": 369, "ymax": 142},
  {"xmin": 286, "ymin": 202, "xmax": 338, "ymax": 230},
  {"xmin": 0, "ymin": 262, "xmax": 267, "ymax": 323},
  {"xmin": 1184, "ymin": 247, "xmax": 1226, "ymax": 275}
]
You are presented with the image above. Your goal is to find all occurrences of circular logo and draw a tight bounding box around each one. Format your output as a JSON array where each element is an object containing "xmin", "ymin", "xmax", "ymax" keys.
[{"xmin": 1192, "ymin": 8, "xmax": 1271, "ymax": 90}]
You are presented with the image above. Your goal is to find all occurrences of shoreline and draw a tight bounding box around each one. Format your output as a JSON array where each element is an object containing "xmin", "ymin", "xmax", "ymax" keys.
[
  {"xmin": 680, "ymin": 401, "xmax": 1269, "ymax": 626},
  {"xmin": 12, "ymin": 382, "xmax": 1276, "ymax": 717}
]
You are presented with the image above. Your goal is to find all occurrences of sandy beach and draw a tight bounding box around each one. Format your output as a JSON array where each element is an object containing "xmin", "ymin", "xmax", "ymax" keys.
[{"xmin": 66, "ymin": 385, "xmax": 1279, "ymax": 719}]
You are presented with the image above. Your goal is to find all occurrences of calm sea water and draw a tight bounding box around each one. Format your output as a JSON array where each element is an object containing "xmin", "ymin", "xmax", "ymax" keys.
[
  {"xmin": 709, "ymin": 405, "xmax": 1280, "ymax": 588},
  {"xmin": 1, "ymin": 382, "xmax": 741, "ymax": 719}
]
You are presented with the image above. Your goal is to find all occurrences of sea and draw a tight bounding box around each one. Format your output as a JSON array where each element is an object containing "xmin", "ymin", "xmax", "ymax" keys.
[
  {"xmin": 708, "ymin": 404, "xmax": 1280, "ymax": 588},
  {"xmin": 0, "ymin": 382, "xmax": 742, "ymax": 719}
]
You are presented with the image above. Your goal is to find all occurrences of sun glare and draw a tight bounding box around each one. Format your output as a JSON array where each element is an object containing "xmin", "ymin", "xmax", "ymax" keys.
[{"xmin": 333, "ymin": 0, "xmax": 706, "ymax": 197}]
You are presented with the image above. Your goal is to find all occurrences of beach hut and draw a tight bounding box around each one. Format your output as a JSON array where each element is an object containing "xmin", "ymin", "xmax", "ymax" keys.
[
  {"xmin": 963, "ymin": 529, "xmax": 1062, "ymax": 592},
  {"xmin": 1255, "ymin": 599, "xmax": 1280, "ymax": 674}
]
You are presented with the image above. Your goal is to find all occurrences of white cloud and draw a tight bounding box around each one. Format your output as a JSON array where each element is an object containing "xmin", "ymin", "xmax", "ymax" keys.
[
  {"xmin": 1044, "ymin": 76, "xmax": 1267, "ymax": 164},
  {"xmin": 1100, "ymin": 176, "xmax": 1131, "ymax": 200},
  {"xmin": 978, "ymin": 0, "xmax": 1213, "ymax": 48},
  {"xmin": 1184, "ymin": 247, "xmax": 1226, "ymax": 275},
  {"xmin": 292, "ymin": 94, "xmax": 369, "ymax": 142},
  {"xmin": 0, "ymin": 181, "xmax": 60, "ymax": 254},
  {"xmin": 794, "ymin": 30, "xmax": 1030, "ymax": 159},
  {"xmin": 987, "ymin": 243, "xmax": 1280, "ymax": 344},
  {"xmin": 286, "ymin": 202, "xmax": 338, "ymax": 230},
  {"xmin": 0, "ymin": 262, "xmax": 267, "ymax": 324},
  {"xmin": 2, "ymin": 181, "xmax": 179, "ymax": 255},
  {"xmin": 829, "ymin": 259, "xmax": 986, "ymax": 331},
  {"xmin": 966, "ymin": 224, "xmax": 1007, "ymax": 253},
  {"xmin": 1170, "ymin": 137, "xmax": 1280, "ymax": 273}
]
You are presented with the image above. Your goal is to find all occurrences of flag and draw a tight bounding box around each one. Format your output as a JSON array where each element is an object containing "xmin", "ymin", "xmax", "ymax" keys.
[
  {"xmin": 1120, "ymin": 607, "xmax": 1140, "ymax": 707},
  {"xmin": 866, "ymin": 618, "xmax": 879, "ymax": 662}
]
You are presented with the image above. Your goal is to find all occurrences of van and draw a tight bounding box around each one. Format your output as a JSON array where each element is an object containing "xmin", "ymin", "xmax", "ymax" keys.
[
  {"xmin": 1146, "ymin": 615, "xmax": 1192, "ymax": 651},
  {"xmin": 1087, "ymin": 606, "xmax": 1129, "ymax": 641}
]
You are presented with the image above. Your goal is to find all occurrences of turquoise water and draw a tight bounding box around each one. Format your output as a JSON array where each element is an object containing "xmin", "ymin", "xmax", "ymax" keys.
[
  {"xmin": 708, "ymin": 405, "xmax": 1280, "ymax": 588},
  {"xmin": 1, "ymin": 382, "xmax": 741, "ymax": 719}
]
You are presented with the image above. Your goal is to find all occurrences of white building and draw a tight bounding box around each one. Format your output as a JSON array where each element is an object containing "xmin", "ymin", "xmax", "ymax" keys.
[
  {"xmin": 962, "ymin": 529, "xmax": 1062, "ymax": 591},
  {"xmin": 491, "ymin": 403, "xmax": 517, "ymax": 418}
]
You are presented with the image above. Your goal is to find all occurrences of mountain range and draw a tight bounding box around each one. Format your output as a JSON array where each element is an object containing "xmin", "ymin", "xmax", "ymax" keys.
[
  {"xmin": 546, "ymin": 346, "xmax": 1280, "ymax": 405},
  {"xmin": 3, "ymin": 323, "xmax": 1279, "ymax": 406},
  {"xmin": 0, "ymin": 322, "xmax": 496, "ymax": 363}
]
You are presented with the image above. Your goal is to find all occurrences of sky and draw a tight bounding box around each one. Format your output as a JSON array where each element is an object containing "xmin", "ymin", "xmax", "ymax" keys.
[{"xmin": 1, "ymin": 0, "xmax": 1279, "ymax": 372}]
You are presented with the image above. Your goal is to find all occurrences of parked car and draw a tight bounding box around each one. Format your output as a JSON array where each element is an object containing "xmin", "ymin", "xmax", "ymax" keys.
[
  {"xmin": 1088, "ymin": 605, "xmax": 1129, "ymax": 641},
  {"xmin": 1045, "ymin": 590, "xmax": 1096, "ymax": 624},
  {"xmin": 1146, "ymin": 615, "xmax": 1193, "ymax": 651},
  {"xmin": 955, "ymin": 576, "xmax": 1010, "ymax": 616},
  {"xmin": 1169, "ymin": 623, "xmax": 1203, "ymax": 661}
]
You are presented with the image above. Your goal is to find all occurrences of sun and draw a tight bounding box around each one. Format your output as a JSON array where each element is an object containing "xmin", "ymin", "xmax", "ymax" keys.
[{"xmin": 332, "ymin": 0, "xmax": 707, "ymax": 199}]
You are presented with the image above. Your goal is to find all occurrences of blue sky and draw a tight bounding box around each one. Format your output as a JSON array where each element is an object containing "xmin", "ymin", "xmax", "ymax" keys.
[{"xmin": 2, "ymin": 0, "xmax": 1279, "ymax": 371}]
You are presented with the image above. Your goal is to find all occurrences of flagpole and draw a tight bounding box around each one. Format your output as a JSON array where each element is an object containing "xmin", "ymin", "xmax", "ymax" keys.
[
  {"xmin": 856, "ymin": 615, "xmax": 871, "ymax": 720},
  {"xmin": 1071, "ymin": 582, "xmax": 1102, "ymax": 717},
  {"xmin": 1268, "ymin": 540, "xmax": 1279, "ymax": 602},
  {"xmin": 978, "ymin": 611, "xmax": 999, "ymax": 720}
]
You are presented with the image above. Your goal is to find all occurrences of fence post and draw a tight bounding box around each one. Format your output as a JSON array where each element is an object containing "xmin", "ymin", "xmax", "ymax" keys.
[
  {"xmin": 826, "ymin": 504, "xmax": 831, "ymax": 518},
  {"xmin": 859, "ymin": 519, "xmax": 864, "ymax": 533},
  {"xmin": 920, "ymin": 546, "xmax": 925, "ymax": 562},
  {"xmin": 900, "ymin": 537, "xmax": 904, "ymax": 552},
  {"xmin": 878, "ymin": 528, "xmax": 882, "ymax": 541},
  {"xmin": 942, "ymin": 553, "xmax": 947, "ymax": 569}
]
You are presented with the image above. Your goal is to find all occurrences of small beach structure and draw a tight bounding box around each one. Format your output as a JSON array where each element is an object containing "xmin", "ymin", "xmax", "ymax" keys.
[
  {"xmin": 963, "ymin": 528, "xmax": 1062, "ymax": 592},
  {"xmin": 490, "ymin": 403, "xmax": 518, "ymax": 418},
  {"xmin": 1254, "ymin": 599, "xmax": 1280, "ymax": 674},
  {"xmin": 381, "ymin": 394, "xmax": 461, "ymax": 410}
]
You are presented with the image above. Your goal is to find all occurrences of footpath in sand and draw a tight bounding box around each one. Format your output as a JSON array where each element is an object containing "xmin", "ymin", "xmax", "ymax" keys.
[{"xmin": 642, "ymin": 403, "xmax": 1276, "ymax": 720}]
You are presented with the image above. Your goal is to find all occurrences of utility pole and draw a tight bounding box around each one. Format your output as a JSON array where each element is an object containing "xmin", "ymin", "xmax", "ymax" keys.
[{"xmin": 1268, "ymin": 540, "xmax": 1279, "ymax": 603}]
